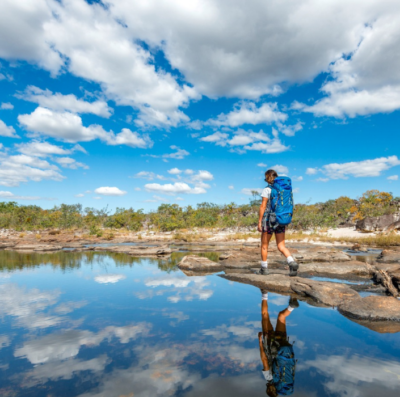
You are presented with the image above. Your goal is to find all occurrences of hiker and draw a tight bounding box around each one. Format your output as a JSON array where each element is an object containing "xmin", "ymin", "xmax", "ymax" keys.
[
  {"xmin": 258, "ymin": 289, "xmax": 298, "ymax": 396},
  {"xmin": 256, "ymin": 169, "xmax": 298, "ymax": 277}
]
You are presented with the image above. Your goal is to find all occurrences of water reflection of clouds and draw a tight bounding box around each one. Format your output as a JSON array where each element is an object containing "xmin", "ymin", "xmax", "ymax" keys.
[
  {"xmin": 300, "ymin": 354, "xmax": 400, "ymax": 397},
  {"xmin": 0, "ymin": 335, "xmax": 10, "ymax": 349},
  {"xmin": 142, "ymin": 275, "xmax": 214, "ymax": 303},
  {"xmin": 94, "ymin": 274, "xmax": 127, "ymax": 284},
  {"xmin": 201, "ymin": 322, "xmax": 259, "ymax": 340},
  {"xmin": 15, "ymin": 323, "xmax": 152, "ymax": 364}
]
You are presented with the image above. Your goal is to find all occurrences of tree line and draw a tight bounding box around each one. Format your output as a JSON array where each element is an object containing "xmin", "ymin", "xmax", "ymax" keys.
[{"xmin": 0, "ymin": 190, "xmax": 398, "ymax": 233}]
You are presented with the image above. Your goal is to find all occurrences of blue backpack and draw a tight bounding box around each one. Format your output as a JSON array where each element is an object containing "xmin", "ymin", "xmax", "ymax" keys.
[
  {"xmin": 264, "ymin": 176, "xmax": 293, "ymax": 229},
  {"xmin": 272, "ymin": 344, "xmax": 296, "ymax": 395}
]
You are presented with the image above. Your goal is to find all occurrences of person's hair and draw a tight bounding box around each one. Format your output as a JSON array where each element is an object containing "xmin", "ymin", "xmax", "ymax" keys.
[
  {"xmin": 265, "ymin": 169, "xmax": 278, "ymax": 184},
  {"xmin": 266, "ymin": 383, "xmax": 278, "ymax": 397}
]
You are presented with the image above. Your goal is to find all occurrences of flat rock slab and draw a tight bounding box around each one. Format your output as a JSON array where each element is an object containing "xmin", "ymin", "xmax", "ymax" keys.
[
  {"xmin": 0, "ymin": 242, "xmax": 16, "ymax": 248},
  {"xmin": 178, "ymin": 255, "xmax": 223, "ymax": 271},
  {"xmin": 219, "ymin": 273, "xmax": 292, "ymax": 293},
  {"xmin": 339, "ymin": 296, "xmax": 400, "ymax": 322},
  {"xmin": 299, "ymin": 261, "xmax": 373, "ymax": 276},
  {"xmin": 220, "ymin": 252, "xmax": 283, "ymax": 268},
  {"xmin": 349, "ymin": 319, "xmax": 400, "ymax": 334},
  {"xmin": 377, "ymin": 250, "xmax": 400, "ymax": 264},
  {"xmin": 9, "ymin": 244, "xmax": 63, "ymax": 251},
  {"xmin": 291, "ymin": 278, "xmax": 360, "ymax": 306},
  {"xmin": 95, "ymin": 245, "xmax": 171, "ymax": 256},
  {"xmin": 295, "ymin": 248, "xmax": 351, "ymax": 263}
]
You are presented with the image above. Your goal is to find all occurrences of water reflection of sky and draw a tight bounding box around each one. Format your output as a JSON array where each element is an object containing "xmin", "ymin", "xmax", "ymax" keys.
[{"xmin": 0, "ymin": 251, "xmax": 399, "ymax": 397}]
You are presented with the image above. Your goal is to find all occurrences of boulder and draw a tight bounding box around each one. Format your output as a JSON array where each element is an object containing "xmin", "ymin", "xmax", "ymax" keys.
[
  {"xmin": 178, "ymin": 255, "xmax": 223, "ymax": 271},
  {"xmin": 219, "ymin": 273, "xmax": 293, "ymax": 294},
  {"xmin": 291, "ymin": 278, "xmax": 360, "ymax": 306},
  {"xmin": 299, "ymin": 261, "xmax": 373, "ymax": 276},
  {"xmin": 356, "ymin": 213, "xmax": 400, "ymax": 232},
  {"xmin": 10, "ymin": 244, "xmax": 62, "ymax": 251},
  {"xmin": 295, "ymin": 248, "xmax": 351, "ymax": 263},
  {"xmin": 376, "ymin": 250, "xmax": 400, "ymax": 264},
  {"xmin": 219, "ymin": 251, "xmax": 284, "ymax": 268},
  {"xmin": 338, "ymin": 296, "xmax": 400, "ymax": 322}
]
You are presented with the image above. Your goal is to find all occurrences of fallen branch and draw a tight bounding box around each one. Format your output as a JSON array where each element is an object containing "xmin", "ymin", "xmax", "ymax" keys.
[{"xmin": 374, "ymin": 269, "xmax": 400, "ymax": 297}]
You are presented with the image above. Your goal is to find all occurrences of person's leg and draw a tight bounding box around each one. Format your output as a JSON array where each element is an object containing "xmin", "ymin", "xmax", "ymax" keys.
[
  {"xmin": 259, "ymin": 293, "xmax": 273, "ymax": 371},
  {"xmin": 276, "ymin": 231, "xmax": 299, "ymax": 277},
  {"xmin": 261, "ymin": 231, "xmax": 273, "ymax": 261},
  {"xmin": 276, "ymin": 296, "xmax": 299, "ymax": 334}
]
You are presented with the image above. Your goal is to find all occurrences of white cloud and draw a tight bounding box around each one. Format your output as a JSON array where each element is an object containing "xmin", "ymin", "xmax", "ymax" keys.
[
  {"xmin": 16, "ymin": 140, "xmax": 85, "ymax": 157},
  {"xmin": 134, "ymin": 171, "xmax": 165, "ymax": 181},
  {"xmin": 207, "ymin": 102, "xmax": 287, "ymax": 127},
  {"xmin": 94, "ymin": 274, "xmax": 127, "ymax": 284},
  {"xmin": 18, "ymin": 86, "xmax": 112, "ymax": 117},
  {"xmin": 145, "ymin": 182, "xmax": 206, "ymax": 195},
  {"xmin": 18, "ymin": 107, "xmax": 152, "ymax": 148},
  {"xmin": 316, "ymin": 177, "xmax": 329, "ymax": 182},
  {"xmin": 168, "ymin": 168, "xmax": 182, "ymax": 175},
  {"xmin": 388, "ymin": 175, "xmax": 398, "ymax": 181},
  {"xmin": 0, "ymin": 119, "xmax": 18, "ymax": 138},
  {"xmin": 228, "ymin": 185, "xmax": 234, "ymax": 189},
  {"xmin": 0, "ymin": 191, "xmax": 55, "ymax": 201},
  {"xmin": 54, "ymin": 157, "xmax": 88, "ymax": 169},
  {"xmin": 293, "ymin": 187, "xmax": 300, "ymax": 193},
  {"xmin": 306, "ymin": 167, "xmax": 318, "ymax": 175},
  {"xmin": 75, "ymin": 193, "xmax": 84, "ymax": 197},
  {"xmin": 241, "ymin": 188, "xmax": 263, "ymax": 195},
  {"xmin": 134, "ymin": 187, "xmax": 141, "ymax": 191},
  {"xmin": 322, "ymin": 156, "xmax": 400, "ymax": 179},
  {"xmin": 93, "ymin": 196, "xmax": 102, "ymax": 200},
  {"xmin": 1, "ymin": 102, "xmax": 13, "ymax": 110},
  {"xmin": 200, "ymin": 131, "xmax": 229, "ymax": 143},
  {"xmin": 257, "ymin": 163, "xmax": 267, "ymax": 167},
  {"xmin": 162, "ymin": 146, "xmax": 189, "ymax": 160},
  {"xmin": 175, "ymin": 197, "xmax": 184, "ymax": 201},
  {"xmin": 279, "ymin": 121, "xmax": 303, "ymax": 136},
  {"xmin": 293, "ymin": 176, "xmax": 303, "ymax": 181},
  {"xmin": 270, "ymin": 164, "xmax": 289, "ymax": 175},
  {"xmin": 94, "ymin": 187, "xmax": 127, "ymax": 196}
]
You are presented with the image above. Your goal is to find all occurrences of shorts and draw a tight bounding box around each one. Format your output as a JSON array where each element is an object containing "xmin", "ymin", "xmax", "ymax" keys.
[{"xmin": 263, "ymin": 224, "xmax": 286, "ymax": 235}]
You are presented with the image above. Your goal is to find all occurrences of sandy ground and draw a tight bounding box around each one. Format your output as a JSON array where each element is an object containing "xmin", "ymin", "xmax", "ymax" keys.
[{"xmin": 325, "ymin": 227, "xmax": 377, "ymax": 238}]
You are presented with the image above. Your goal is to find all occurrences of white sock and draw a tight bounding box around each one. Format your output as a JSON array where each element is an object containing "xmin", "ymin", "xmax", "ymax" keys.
[
  {"xmin": 287, "ymin": 256, "xmax": 295, "ymax": 264},
  {"xmin": 262, "ymin": 292, "xmax": 268, "ymax": 301},
  {"xmin": 261, "ymin": 261, "xmax": 268, "ymax": 269},
  {"xmin": 287, "ymin": 306, "xmax": 295, "ymax": 312}
]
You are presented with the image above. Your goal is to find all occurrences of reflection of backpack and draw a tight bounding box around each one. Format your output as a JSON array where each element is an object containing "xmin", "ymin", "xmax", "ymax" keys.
[
  {"xmin": 266, "ymin": 177, "xmax": 293, "ymax": 229},
  {"xmin": 272, "ymin": 344, "xmax": 296, "ymax": 395}
]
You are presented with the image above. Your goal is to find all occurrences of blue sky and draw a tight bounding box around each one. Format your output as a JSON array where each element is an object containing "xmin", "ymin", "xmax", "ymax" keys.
[{"xmin": 0, "ymin": 0, "xmax": 399, "ymax": 211}]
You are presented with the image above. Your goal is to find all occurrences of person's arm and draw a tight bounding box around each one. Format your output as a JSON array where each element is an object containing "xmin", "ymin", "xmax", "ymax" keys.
[{"xmin": 258, "ymin": 197, "xmax": 268, "ymax": 233}]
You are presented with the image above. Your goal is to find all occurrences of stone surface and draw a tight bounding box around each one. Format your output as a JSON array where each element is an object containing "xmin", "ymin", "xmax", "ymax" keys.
[
  {"xmin": 295, "ymin": 247, "xmax": 351, "ymax": 263},
  {"xmin": 178, "ymin": 255, "xmax": 223, "ymax": 270},
  {"xmin": 291, "ymin": 278, "xmax": 360, "ymax": 306},
  {"xmin": 339, "ymin": 296, "xmax": 400, "ymax": 321},
  {"xmin": 377, "ymin": 250, "xmax": 400, "ymax": 264},
  {"xmin": 219, "ymin": 273, "xmax": 293, "ymax": 293},
  {"xmin": 0, "ymin": 242, "xmax": 16, "ymax": 248},
  {"xmin": 349, "ymin": 319, "xmax": 400, "ymax": 334},
  {"xmin": 356, "ymin": 213, "xmax": 400, "ymax": 232},
  {"xmin": 95, "ymin": 245, "xmax": 171, "ymax": 256},
  {"xmin": 299, "ymin": 261, "xmax": 373, "ymax": 276},
  {"xmin": 34, "ymin": 245, "xmax": 63, "ymax": 251}
]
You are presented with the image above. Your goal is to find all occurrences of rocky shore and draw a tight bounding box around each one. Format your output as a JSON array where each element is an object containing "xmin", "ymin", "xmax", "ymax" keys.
[{"xmin": 1, "ymin": 228, "xmax": 400, "ymax": 333}]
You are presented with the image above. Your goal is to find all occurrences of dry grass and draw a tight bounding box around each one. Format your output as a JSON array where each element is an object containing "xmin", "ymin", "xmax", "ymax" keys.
[
  {"xmin": 226, "ymin": 232, "xmax": 259, "ymax": 241},
  {"xmin": 18, "ymin": 233, "xmax": 25, "ymax": 238},
  {"xmin": 35, "ymin": 234, "xmax": 41, "ymax": 240},
  {"xmin": 285, "ymin": 232, "xmax": 400, "ymax": 247},
  {"xmin": 172, "ymin": 232, "xmax": 211, "ymax": 242}
]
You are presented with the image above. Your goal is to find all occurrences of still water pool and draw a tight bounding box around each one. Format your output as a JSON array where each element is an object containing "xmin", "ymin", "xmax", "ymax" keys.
[{"xmin": 0, "ymin": 250, "xmax": 399, "ymax": 397}]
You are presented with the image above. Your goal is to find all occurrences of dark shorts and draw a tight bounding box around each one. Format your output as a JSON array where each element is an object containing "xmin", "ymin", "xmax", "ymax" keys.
[{"xmin": 263, "ymin": 224, "xmax": 286, "ymax": 235}]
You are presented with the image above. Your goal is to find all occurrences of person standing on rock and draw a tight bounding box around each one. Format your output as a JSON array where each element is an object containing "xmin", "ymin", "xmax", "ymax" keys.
[{"xmin": 256, "ymin": 169, "xmax": 299, "ymax": 277}]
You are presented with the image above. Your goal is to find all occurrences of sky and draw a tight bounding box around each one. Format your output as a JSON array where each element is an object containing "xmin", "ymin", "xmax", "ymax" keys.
[{"xmin": 0, "ymin": 0, "xmax": 400, "ymax": 211}]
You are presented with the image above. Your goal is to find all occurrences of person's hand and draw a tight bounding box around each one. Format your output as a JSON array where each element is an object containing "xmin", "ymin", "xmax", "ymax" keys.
[
  {"xmin": 258, "ymin": 222, "xmax": 262, "ymax": 233},
  {"xmin": 258, "ymin": 332, "xmax": 263, "ymax": 342}
]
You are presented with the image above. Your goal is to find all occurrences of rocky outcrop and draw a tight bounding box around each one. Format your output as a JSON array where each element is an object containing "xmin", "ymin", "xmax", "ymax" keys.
[
  {"xmin": 356, "ymin": 213, "xmax": 400, "ymax": 232},
  {"xmin": 295, "ymin": 247, "xmax": 351, "ymax": 263},
  {"xmin": 299, "ymin": 261, "xmax": 373, "ymax": 276},
  {"xmin": 349, "ymin": 319, "xmax": 400, "ymax": 334},
  {"xmin": 219, "ymin": 273, "xmax": 293, "ymax": 293},
  {"xmin": 178, "ymin": 255, "xmax": 223, "ymax": 271},
  {"xmin": 6, "ymin": 244, "xmax": 63, "ymax": 252},
  {"xmin": 94, "ymin": 245, "xmax": 171, "ymax": 256},
  {"xmin": 377, "ymin": 250, "xmax": 400, "ymax": 264},
  {"xmin": 338, "ymin": 296, "xmax": 400, "ymax": 322},
  {"xmin": 291, "ymin": 278, "xmax": 360, "ymax": 306}
]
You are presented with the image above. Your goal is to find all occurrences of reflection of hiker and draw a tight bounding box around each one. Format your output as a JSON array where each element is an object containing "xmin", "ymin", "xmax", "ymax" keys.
[
  {"xmin": 258, "ymin": 290, "xmax": 298, "ymax": 396},
  {"xmin": 256, "ymin": 169, "xmax": 298, "ymax": 277}
]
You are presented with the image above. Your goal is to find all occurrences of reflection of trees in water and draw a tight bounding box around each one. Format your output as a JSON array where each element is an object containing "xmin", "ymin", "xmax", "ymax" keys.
[{"xmin": 0, "ymin": 250, "xmax": 219, "ymax": 273}]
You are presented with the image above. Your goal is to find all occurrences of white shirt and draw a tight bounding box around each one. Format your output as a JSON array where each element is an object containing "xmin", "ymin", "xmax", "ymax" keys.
[{"xmin": 261, "ymin": 187, "xmax": 271, "ymax": 199}]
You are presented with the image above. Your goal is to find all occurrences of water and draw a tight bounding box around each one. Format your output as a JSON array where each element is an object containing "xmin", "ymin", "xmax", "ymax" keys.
[{"xmin": 0, "ymin": 250, "xmax": 399, "ymax": 397}]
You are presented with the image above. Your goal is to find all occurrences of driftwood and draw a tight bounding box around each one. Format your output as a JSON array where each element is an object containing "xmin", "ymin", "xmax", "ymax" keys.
[{"xmin": 374, "ymin": 270, "xmax": 400, "ymax": 297}]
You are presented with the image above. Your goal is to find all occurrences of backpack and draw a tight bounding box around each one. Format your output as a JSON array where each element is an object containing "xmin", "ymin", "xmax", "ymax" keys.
[
  {"xmin": 272, "ymin": 344, "xmax": 296, "ymax": 395},
  {"xmin": 264, "ymin": 176, "xmax": 293, "ymax": 229}
]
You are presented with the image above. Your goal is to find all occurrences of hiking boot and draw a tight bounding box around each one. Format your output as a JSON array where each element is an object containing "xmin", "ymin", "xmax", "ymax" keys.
[
  {"xmin": 288, "ymin": 261, "xmax": 299, "ymax": 277},
  {"xmin": 288, "ymin": 296, "xmax": 299, "ymax": 309},
  {"xmin": 254, "ymin": 267, "xmax": 269, "ymax": 275}
]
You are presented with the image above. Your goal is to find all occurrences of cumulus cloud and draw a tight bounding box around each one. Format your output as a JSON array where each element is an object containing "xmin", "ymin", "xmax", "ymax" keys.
[
  {"xmin": 18, "ymin": 86, "xmax": 112, "ymax": 117},
  {"xmin": 0, "ymin": 119, "xmax": 18, "ymax": 138},
  {"xmin": 207, "ymin": 102, "xmax": 287, "ymax": 127},
  {"xmin": 18, "ymin": 108, "xmax": 152, "ymax": 148},
  {"xmin": 257, "ymin": 163, "xmax": 267, "ymax": 167},
  {"xmin": 145, "ymin": 182, "xmax": 206, "ymax": 195},
  {"xmin": 270, "ymin": 164, "xmax": 289, "ymax": 175},
  {"xmin": 162, "ymin": 146, "xmax": 190, "ymax": 160},
  {"xmin": 228, "ymin": 185, "xmax": 234, "ymax": 189},
  {"xmin": 16, "ymin": 140, "xmax": 85, "ymax": 157},
  {"xmin": 1, "ymin": 102, "xmax": 13, "ymax": 110},
  {"xmin": 134, "ymin": 171, "xmax": 165, "ymax": 181},
  {"xmin": 306, "ymin": 167, "xmax": 318, "ymax": 175},
  {"xmin": 200, "ymin": 131, "xmax": 229, "ymax": 143},
  {"xmin": 168, "ymin": 167, "xmax": 182, "ymax": 175},
  {"xmin": 94, "ymin": 187, "xmax": 127, "ymax": 196},
  {"xmin": 94, "ymin": 274, "xmax": 127, "ymax": 284},
  {"xmin": 388, "ymin": 175, "xmax": 398, "ymax": 181},
  {"xmin": 54, "ymin": 157, "xmax": 88, "ymax": 169}
]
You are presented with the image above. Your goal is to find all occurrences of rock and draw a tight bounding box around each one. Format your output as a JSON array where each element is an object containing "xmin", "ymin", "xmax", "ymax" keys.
[
  {"xmin": 34, "ymin": 245, "xmax": 63, "ymax": 251},
  {"xmin": 338, "ymin": 296, "xmax": 400, "ymax": 322},
  {"xmin": 180, "ymin": 269, "xmax": 221, "ymax": 277},
  {"xmin": 11, "ymin": 244, "xmax": 62, "ymax": 251},
  {"xmin": 219, "ymin": 273, "xmax": 293, "ymax": 293},
  {"xmin": 356, "ymin": 213, "xmax": 400, "ymax": 232},
  {"xmin": 299, "ymin": 261, "xmax": 373, "ymax": 276},
  {"xmin": 383, "ymin": 220, "xmax": 400, "ymax": 233},
  {"xmin": 349, "ymin": 319, "xmax": 400, "ymax": 334},
  {"xmin": 377, "ymin": 250, "xmax": 400, "ymax": 264},
  {"xmin": 94, "ymin": 245, "xmax": 172, "ymax": 256},
  {"xmin": 0, "ymin": 242, "xmax": 16, "ymax": 248},
  {"xmin": 178, "ymin": 255, "xmax": 223, "ymax": 271},
  {"xmin": 291, "ymin": 278, "xmax": 360, "ymax": 306},
  {"xmin": 220, "ymin": 250, "xmax": 284, "ymax": 268},
  {"xmin": 295, "ymin": 247, "xmax": 351, "ymax": 263}
]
